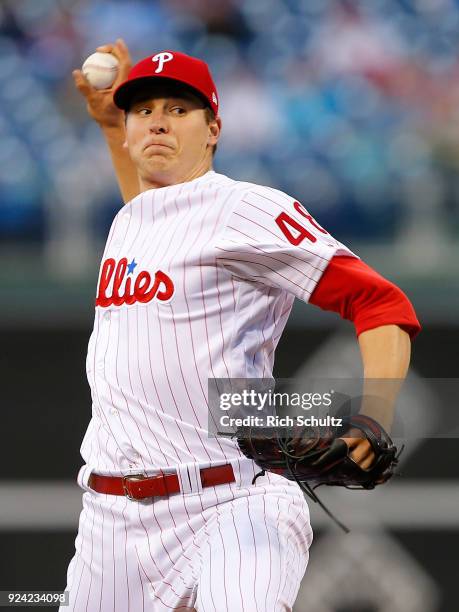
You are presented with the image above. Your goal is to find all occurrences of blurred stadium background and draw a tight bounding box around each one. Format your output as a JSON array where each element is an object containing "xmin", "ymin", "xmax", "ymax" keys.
[{"xmin": 0, "ymin": 0, "xmax": 458, "ymax": 610}]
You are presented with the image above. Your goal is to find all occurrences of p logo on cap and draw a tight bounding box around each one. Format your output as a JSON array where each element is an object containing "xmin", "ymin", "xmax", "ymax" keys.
[
  {"xmin": 152, "ymin": 52, "xmax": 174, "ymax": 74},
  {"xmin": 113, "ymin": 49, "xmax": 219, "ymax": 116}
]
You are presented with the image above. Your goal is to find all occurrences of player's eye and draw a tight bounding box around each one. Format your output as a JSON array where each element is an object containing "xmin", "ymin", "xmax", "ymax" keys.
[
  {"xmin": 170, "ymin": 106, "xmax": 186, "ymax": 115},
  {"xmin": 138, "ymin": 108, "xmax": 151, "ymax": 115}
]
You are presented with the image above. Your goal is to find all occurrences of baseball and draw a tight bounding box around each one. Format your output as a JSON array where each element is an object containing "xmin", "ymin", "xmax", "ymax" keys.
[{"xmin": 82, "ymin": 52, "xmax": 119, "ymax": 89}]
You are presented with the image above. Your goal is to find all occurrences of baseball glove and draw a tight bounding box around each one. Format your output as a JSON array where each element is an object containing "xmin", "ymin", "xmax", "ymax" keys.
[{"xmin": 236, "ymin": 414, "xmax": 401, "ymax": 531}]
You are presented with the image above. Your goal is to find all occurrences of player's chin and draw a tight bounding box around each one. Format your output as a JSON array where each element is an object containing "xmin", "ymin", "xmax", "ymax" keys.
[
  {"xmin": 143, "ymin": 150, "xmax": 175, "ymax": 165},
  {"xmin": 144, "ymin": 151, "xmax": 172, "ymax": 161},
  {"xmin": 143, "ymin": 156, "xmax": 174, "ymax": 173}
]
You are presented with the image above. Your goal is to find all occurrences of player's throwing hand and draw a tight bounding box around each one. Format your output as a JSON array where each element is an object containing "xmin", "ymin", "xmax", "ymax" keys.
[{"xmin": 72, "ymin": 38, "xmax": 132, "ymax": 128}]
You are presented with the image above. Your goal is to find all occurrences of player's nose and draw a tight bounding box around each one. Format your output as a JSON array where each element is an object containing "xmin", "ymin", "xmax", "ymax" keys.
[{"xmin": 147, "ymin": 110, "xmax": 169, "ymax": 134}]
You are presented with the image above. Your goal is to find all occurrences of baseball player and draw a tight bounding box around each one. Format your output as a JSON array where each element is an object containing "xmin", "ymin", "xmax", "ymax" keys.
[{"xmin": 63, "ymin": 40, "xmax": 420, "ymax": 611}]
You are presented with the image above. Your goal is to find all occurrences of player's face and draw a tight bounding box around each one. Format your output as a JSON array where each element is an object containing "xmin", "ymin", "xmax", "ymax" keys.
[{"xmin": 124, "ymin": 86, "xmax": 220, "ymax": 189}]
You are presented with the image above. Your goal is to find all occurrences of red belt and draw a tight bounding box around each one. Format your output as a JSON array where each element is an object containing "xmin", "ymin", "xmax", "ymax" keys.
[{"xmin": 88, "ymin": 464, "xmax": 235, "ymax": 500}]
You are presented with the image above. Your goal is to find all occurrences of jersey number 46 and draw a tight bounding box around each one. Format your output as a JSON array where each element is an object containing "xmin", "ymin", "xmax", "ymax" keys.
[{"xmin": 275, "ymin": 201, "xmax": 328, "ymax": 245}]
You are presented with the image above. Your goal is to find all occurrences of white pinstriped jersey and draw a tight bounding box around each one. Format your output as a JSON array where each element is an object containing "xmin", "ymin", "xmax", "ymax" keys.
[{"xmin": 80, "ymin": 170, "xmax": 354, "ymax": 475}]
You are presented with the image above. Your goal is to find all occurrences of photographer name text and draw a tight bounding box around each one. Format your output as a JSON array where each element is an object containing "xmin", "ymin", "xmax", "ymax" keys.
[{"xmin": 220, "ymin": 415, "xmax": 342, "ymax": 427}]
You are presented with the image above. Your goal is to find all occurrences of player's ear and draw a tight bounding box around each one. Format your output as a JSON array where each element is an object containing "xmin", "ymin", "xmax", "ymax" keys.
[{"xmin": 208, "ymin": 116, "xmax": 221, "ymax": 147}]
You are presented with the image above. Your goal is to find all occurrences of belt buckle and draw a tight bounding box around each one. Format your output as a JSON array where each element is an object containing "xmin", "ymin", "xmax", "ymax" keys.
[{"xmin": 122, "ymin": 473, "xmax": 147, "ymax": 501}]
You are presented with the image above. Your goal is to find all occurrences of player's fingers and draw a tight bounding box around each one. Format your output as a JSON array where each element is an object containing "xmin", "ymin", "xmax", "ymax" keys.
[
  {"xmin": 340, "ymin": 427, "xmax": 363, "ymax": 449},
  {"xmin": 99, "ymin": 39, "xmax": 130, "ymax": 63},
  {"xmin": 96, "ymin": 43, "xmax": 114, "ymax": 53},
  {"xmin": 312, "ymin": 438, "xmax": 348, "ymax": 467},
  {"xmin": 115, "ymin": 38, "xmax": 132, "ymax": 62},
  {"xmin": 350, "ymin": 451, "xmax": 375, "ymax": 470},
  {"xmin": 72, "ymin": 69, "xmax": 94, "ymax": 97},
  {"xmin": 112, "ymin": 39, "xmax": 132, "ymax": 82},
  {"xmin": 360, "ymin": 454, "xmax": 376, "ymax": 470},
  {"xmin": 348, "ymin": 439, "xmax": 376, "ymax": 470}
]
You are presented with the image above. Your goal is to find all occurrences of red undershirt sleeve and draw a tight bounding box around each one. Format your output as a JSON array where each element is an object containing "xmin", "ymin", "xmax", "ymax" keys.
[{"xmin": 309, "ymin": 256, "xmax": 421, "ymax": 339}]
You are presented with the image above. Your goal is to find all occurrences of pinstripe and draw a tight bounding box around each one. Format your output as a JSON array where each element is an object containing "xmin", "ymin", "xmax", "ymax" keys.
[
  {"xmin": 134, "ymin": 186, "xmax": 193, "ymax": 465},
  {"xmin": 131, "ymin": 189, "xmax": 173, "ymax": 288},
  {"xmin": 215, "ymin": 506, "xmax": 230, "ymax": 612},
  {"xmin": 108, "ymin": 496, "xmax": 117, "ymax": 612},
  {"xmin": 134, "ymin": 306, "xmax": 169, "ymax": 466},
  {"xmin": 156, "ymin": 303, "xmax": 195, "ymax": 457},
  {"xmin": 223, "ymin": 228, "xmax": 327, "ymax": 271},
  {"xmin": 250, "ymin": 188, "xmax": 308, "ymax": 218},
  {"xmin": 166, "ymin": 185, "xmax": 213, "ymax": 433},
  {"xmin": 114, "ymin": 308, "xmax": 148, "ymax": 470},
  {"xmin": 228, "ymin": 501, "xmax": 246, "ymax": 612},
  {"xmin": 136, "ymin": 505, "xmax": 182, "ymax": 598},
  {"xmin": 144, "ymin": 185, "xmax": 211, "ymax": 459},
  {"xmin": 214, "ymin": 262, "xmax": 231, "ymax": 377},
  {"xmin": 264, "ymin": 185, "xmax": 292, "ymax": 201},
  {"xmin": 178, "ymin": 186, "xmax": 229, "ymax": 458},
  {"xmin": 277, "ymin": 497, "xmax": 298, "ymax": 612},
  {"xmin": 197, "ymin": 186, "xmax": 237, "ymax": 444},
  {"xmin": 242, "ymin": 282, "xmax": 262, "ymax": 377},
  {"xmin": 163, "ymin": 495, "xmax": 193, "ymax": 564},
  {"xmin": 137, "ymin": 560, "xmax": 196, "ymax": 611},
  {"xmin": 136, "ymin": 564, "xmax": 146, "ymax": 612},
  {"xmin": 145, "ymin": 499, "xmax": 195, "ymax": 598},
  {"xmin": 231, "ymin": 210, "xmax": 330, "ymax": 262},
  {"xmin": 140, "ymin": 182, "xmax": 187, "ymax": 273},
  {"xmin": 249, "ymin": 190, "xmax": 293, "ymax": 209},
  {"xmin": 90, "ymin": 314, "xmax": 103, "ymax": 419},
  {"xmin": 272, "ymin": 497, "xmax": 285, "ymax": 609},
  {"xmin": 202, "ymin": 524, "xmax": 218, "ymax": 612},
  {"xmin": 207, "ymin": 482, "xmax": 229, "ymax": 611},
  {"xmin": 200, "ymin": 184, "xmax": 234, "ymax": 380},
  {"xmin": 286, "ymin": 536, "xmax": 301, "ymax": 607},
  {"xmin": 267, "ymin": 299, "xmax": 292, "ymax": 362},
  {"xmin": 99, "ymin": 318, "xmax": 137, "ymax": 461},
  {"xmin": 99, "ymin": 496, "xmax": 107, "ymax": 612},
  {"xmin": 261, "ymin": 495, "xmax": 273, "ymax": 612},
  {"xmin": 137, "ymin": 559, "xmax": 173, "ymax": 610},
  {"xmin": 285, "ymin": 502, "xmax": 299, "ymax": 612},
  {"xmin": 122, "ymin": 194, "xmax": 143, "ymax": 255},
  {"xmin": 100, "ymin": 314, "xmax": 134, "ymax": 465},
  {"xmin": 217, "ymin": 242, "xmax": 319, "ymax": 283},
  {"xmin": 151, "ymin": 499, "xmax": 181, "ymax": 574},
  {"xmin": 246, "ymin": 496, "xmax": 260, "ymax": 612},
  {"xmin": 74, "ymin": 494, "xmax": 95, "ymax": 610},
  {"xmin": 240, "ymin": 198, "xmax": 273, "ymax": 216},
  {"xmin": 71, "ymin": 516, "xmax": 87, "ymax": 609},
  {"xmin": 111, "ymin": 207, "xmax": 133, "ymax": 258},
  {"xmin": 134, "ymin": 189, "xmax": 158, "ymax": 258},
  {"xmin": 121, "ymin": 498, "xmax": 131, "ymax": 610},
  {"xmin": 215, "ymin": 252, "xmax": 316, "ymax": 295},
  {"xmin": 145, "ymin": 305, "xmax": 183, "ymax": 463},
  {"xmin": 125, "ymin": 308, "xmax": 156, "ymax": 465}
]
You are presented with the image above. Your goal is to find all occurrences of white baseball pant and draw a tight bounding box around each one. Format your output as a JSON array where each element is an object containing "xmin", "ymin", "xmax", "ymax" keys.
[{"xmin": 61, "ymin": 460, "xmax": 312, "ymax": 611}]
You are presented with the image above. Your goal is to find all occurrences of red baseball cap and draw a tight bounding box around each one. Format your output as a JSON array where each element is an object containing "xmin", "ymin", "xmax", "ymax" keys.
[{"xmin": 114, "ymin": 50, "xmax": 219, "ymax": 115}]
